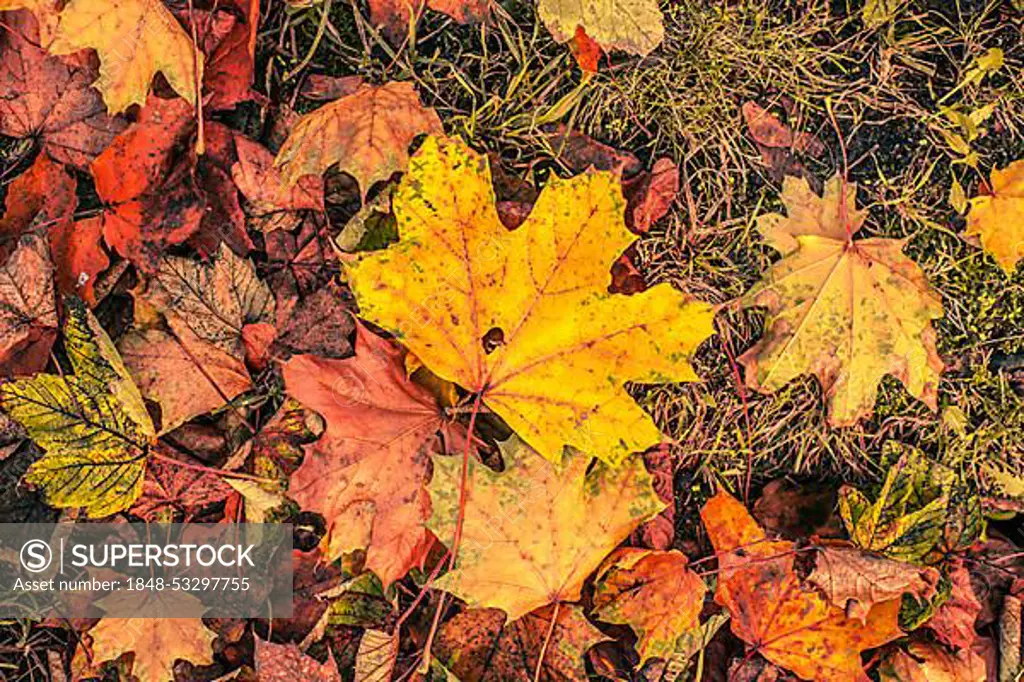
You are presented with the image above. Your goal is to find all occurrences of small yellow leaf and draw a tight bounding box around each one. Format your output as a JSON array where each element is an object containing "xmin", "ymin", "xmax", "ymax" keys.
[
  {"xmin": 966, "ymin": 159, "xmax": 1024, "ymax": 274},
  {"xmin": 0, "ymin": 299, "xmax": 154, "ymax": 516},
  {"xmin": 48, "ymin": 0, "xmax": 202, "ymax": 113},
  {"xmin": 949, "ymin": 177, "xmax": 967, "ymax": 214}
]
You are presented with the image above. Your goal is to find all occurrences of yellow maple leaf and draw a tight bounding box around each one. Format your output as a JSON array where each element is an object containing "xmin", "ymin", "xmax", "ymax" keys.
[
  {"xmin": 740, "ymin": 175, "xmax": 944, "ymax": 427},
  {"xmin": 75, "ymin": 593, "xmax": 215, "ymax": 682},
  {"xmin": 428, "ymin": 435, "xmax": 665, "ymax": 620},
  {"xmin": 347, "ymin": 136, "xmax": 715, "ymax": 465},
  {"xmin": 966, "ymin": 159, "xmax": 1024, "ymax": 274},
  {"xmin": 48, "ymin": 0, "xmax": 202, "ymax": 113},
  {"xmin": 0, "ymin": 299, "xmax": 154, "ymax": 516},
  {"xmin": 536, "ymin": 0, "xmax": 664, "ymax": 56},
  {"xmin": 275, "ymin": 82, "xmax": 443, "ymax": 197}
]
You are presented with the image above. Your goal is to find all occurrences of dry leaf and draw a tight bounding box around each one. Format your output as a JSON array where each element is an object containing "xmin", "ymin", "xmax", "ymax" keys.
[
  {"xmin": 879, "ymin": 641, "xmax": 986, "ymax": 682},
  {"xmin": 255, "ymin": 639, "xmax": 342, "ymax": 682},
  {"xmin": 739, "ymin": 175, "xmax": 944, "ymax": 426},
  {"xmin": 129, "ymin": 453, "xmax": 233, "ymax": 521},
  {"xmin": 232, "ymin": 134, "xmax": 324, "ymax": 233},
  {"xmin": 0, "ymin": 10, "xmax": 126, "ymax": 167},
  {"xmin": 368, "ymin": 0, "xmax": 490, "ymax": 43},
  {"xmin": 966, "ymin": 159, "xmax": 1024, "ymax": 274},
  {"xmin": 927, "ymin": 560, "xmax": 982, "ymax": 650},
  {"xmin": 118, "ymin": 325, "xmax": 252, "ymax": 434},
  {"xmin": 592, "ymin": 548, "xmax": 706, "ymax": 663},
  {"xmin": 0, "ymin": 235, "xmax": 57, "ymax": 375},
  {"xmin": 435, "ymin": 604, "xmax": 608, "ymax": 681},
  {"xmin": 808, "ymin": 545, "xmax": 940, "ymax": 622},
  {"xmin": 701, "ymin": 489, "xmax": 904, "ymax": 681},
  {"xmin": 275, "ymin": 82, "xmax": 443, "ymax": 197},
  {"xmin": 48, "ymin": 0, "xmax": 203, "ymax": 113},
  {"xmin": 282, "ymin": 323, "xmax": 442, "ymax": 586},
  {"xmin": 537, "ymin": 0, "xmax": 664, "ymax": 57},
  {"xmin": 428, "ymin": 434, "xmax": 665, "ymax": 620},
  {"xmin": 347, "ymin": 136, "xmax": 715, "ymax": 465},
  {"xmin": 354, "ymin": 629, "xmax": 398, "ymax": 682}
]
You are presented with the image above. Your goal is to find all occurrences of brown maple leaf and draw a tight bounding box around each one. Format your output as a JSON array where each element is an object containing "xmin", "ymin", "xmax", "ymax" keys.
[
  {"xmin": 255, "ymin": 639, "xmax": 342, "ymax": 682},
  {"xmin": 435, "ymin": 605, "xmax": 607, "ymax": 681},
  {"xmin": 129, "ymin": 452, "xmax": 234, "ymax": 522},
  {"xmin": 0, "ymin": 235, "xmax": 57, "ymax": 375},
  {"xmin": 0, "ymin": 10, "xmax": 126, "ymax": 168},
  {"xmin": 281, "ymin": 322, "xmax": 447, "ymax": 586}
]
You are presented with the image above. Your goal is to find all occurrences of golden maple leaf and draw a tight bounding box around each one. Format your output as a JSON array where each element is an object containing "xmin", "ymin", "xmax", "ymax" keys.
[
  {"xmin": 739, "ymin": 175, "xmax": 944, "ymax": 427},
  {"xmin": 47, "ymin": 0, "xmax": 202, "ymax": 113},
  {"xmin": 75, "ymin": 594, "xmax": 215, "ymax": 682},
  {"xmin": 347, "ymin": 136, "xmax": 715, "ymax": 465},
  {"xmin": 966, "ymin": 159, "xmax": 1024, "ymax": 274},
  {"xmin": 427, "ymin": 435, "xmax": 665, "ymax": 620},
  {"xmin": 536, "ymin": 0, "xmax": 664, "ymax": 57},
  {"xmin": 701, "ymin": 489, "xmax": 904, "ymax": 681},
  {"xmin": 274, "ymin": 81, "xmax": 443, "ymax": 197}
]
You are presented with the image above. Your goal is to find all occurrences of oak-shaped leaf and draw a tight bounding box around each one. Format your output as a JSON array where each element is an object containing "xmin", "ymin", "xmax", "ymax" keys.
[
  {"xmin": 435, "ymin": 605, "xmax": 608, "ymax": 681},
  {"xmin": 282, "ymin": 322, "xmax": 444, "ymax": 586},
  {"xmin": 0, "ymin": 298, "xmax": 154, "ymax": 516},
  {"xmin": 701, "ymin": 489, "xmax": 904, "ymax": 681},
  {"xmin": 48, "ymin": 0, "xmax": 203, "ymax": 113},
  {"xmin": 0, "ymin": 235, "xmax": 58, "ymax": 375},
  {"xmin": 428, "ymin": 434, "xmax": 665, "ymax": 620},
  {"xmin": 274, "ymin": 81, "xmax": 443, "ymax": 197},
  {"xmin": 537, "ymin": 0, "xmax": 663, "ymax": 58},
  {"xmin": 347, "ymin": 136, "xmax": 715, "ymax": 465},
  {"xmin": 879, "ymin": 641, "xmax": 986, "ymax": 682},
  {"xmin": 966, "ymin": 159, "xmax": 1024, "ymax": 274},
  {"xmin": 807, "ymin": 545, "xmax": 940, "ymax": 622},
  {"xmin": 0, "ymin": 9, "xmax": 127, "ymax": 167},
  {"xmin": 592, "ymin": 548, "xmax": 706, "ymax": 663},
  {"xmin": 740, "ymin": 175, "xmax": 944, "ymax": 426}
]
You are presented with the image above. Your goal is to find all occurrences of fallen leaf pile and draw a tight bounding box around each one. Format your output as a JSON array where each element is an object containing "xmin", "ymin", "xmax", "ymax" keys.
[{"xmin": 0, "ymin": 0, "xmax": 1021, "ymax": 681}]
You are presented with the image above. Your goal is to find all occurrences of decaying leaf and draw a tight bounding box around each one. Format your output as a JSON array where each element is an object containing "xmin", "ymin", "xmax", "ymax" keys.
[
  {"xmin": 348, "ymin": 136, "xmax": 715, "ymax": 465},
  {"xmin": 592, "ymin": 548, "xmax": 706, "ymax": 663},
  {"xmin": 0, "ymin": 235, "xmax": 58, "ymax": 375},
  {"xmin": 232, "ymin": 134, "xmax": 324, "ymax": 233},
  {"xmin": 435, "ymin": 605, "xmax": 608, "ymax": 681},
  {"xmin": 838, "ymin": 445, "xmax": 981, "ymax": 564},
  {"xmin": 118, "ymin": 324, "xmax": 252, "ymax": 434},
  {"xmin": 0, "ymin": 10, "xmax": 127, "ymax": 167},
  {"xmin": 368, "ymin": 0, "xmax": 490, "ymax": 43},
  {"xmin": 0, "ymin": 299, "xmax": 154, "ymax": 516},
  {"xmin": 966, "ymin": 159, "xmax": 1024, "ymax": 274},
  {"xmin": 536, "ymin": 0, "xmax": 664, "ymax": 57},
  {"xmin": 275, "ymin": 82, "xmax": 443, "ymax": 196},
  {"xmin": 926, "ymin": 560, "xmax": 982, "ymax": 650},
  {"xmin": 879, "ymin": 641, "xmax": 986, "ymax": 682},
  {"xmin": 282, "ymin": 323, "xmax": 442, "ymax": 586},
  {"xmin": 89, "ymin": 97, "xmax": 204, "ymax": 272},
  {"xmin": 740, "ymin": 175, "xmax": 944, "ymax": 426},
  {"xmin": 701, "ymin": 489, "xmax": 904, "ymax": 681},
  {"xmin": 428, "ymin": 434, "xmax": 665, "ymax": 620},
  {"xmin": 48, "ymin": 0, "xmax": 203, "ymax": 113},
  {"xmin": 255, "ymin": 639, "xmax": 343, "ymax": 682},
  {"xmin": 807, "ymin": 545, "xmax": 940, "ymax": 622},
  {"xmin": 129, "ymin": 453, "xmax": 233, "ymax": 521},
  {"xmin": 141, "ymin": 243, "xmax": 275, "ymax": 359},
  {"xmin": 354, "ymin": 629, "xmax": 398, "ymax": 682},
  {"xmin": 76, "ymin": 609, "xmax": 215, "ymax": 681}
]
